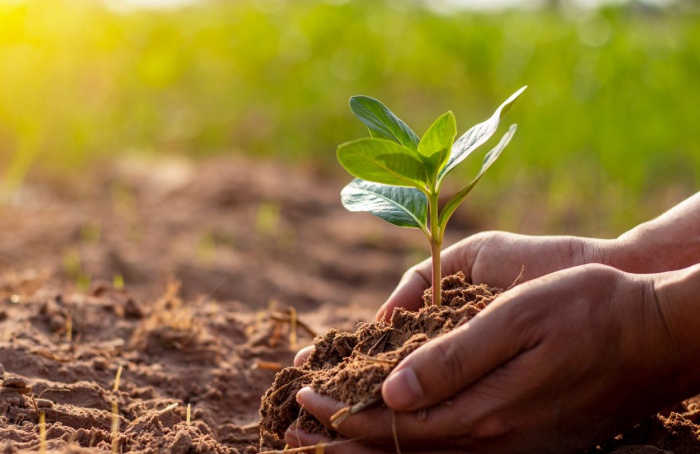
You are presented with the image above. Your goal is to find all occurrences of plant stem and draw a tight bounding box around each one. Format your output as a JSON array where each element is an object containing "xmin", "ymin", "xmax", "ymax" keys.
[{"xmin": 428, "ymin": 192, "xmax": 442, "ymax": 307}]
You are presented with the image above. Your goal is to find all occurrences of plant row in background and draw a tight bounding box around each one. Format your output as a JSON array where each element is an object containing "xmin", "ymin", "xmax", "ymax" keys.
[{"xmin": 0, "ymin": 0, "xmax": 698, "ymax": 234}]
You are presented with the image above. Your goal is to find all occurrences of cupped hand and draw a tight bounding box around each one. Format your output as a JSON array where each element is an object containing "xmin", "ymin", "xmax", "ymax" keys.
[
  {"xmin": 296, "ymin": 232, "xmax": 611, "ymax": 365},
  {"xmin": 289, "ymin": 264, "xmax": 688, "ymax": 454},
  {"xmin": 377, "ymin": 231, "xmax": 612, "ymax": 321}
]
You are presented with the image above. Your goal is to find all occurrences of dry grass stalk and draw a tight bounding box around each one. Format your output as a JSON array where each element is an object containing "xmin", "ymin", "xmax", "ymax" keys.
[
  {"xmin": 39, "ymin": 411, "xmax": 46, "ymax": 454},
  {"xmin": 329, "ymin": 397, "xmax": 381, "ymax": 430},
  {"xmin": 111, "ymin": 400, "xmax": 119, "ymax": 454},
  {"xmin": 270, "ymin": 320, "xmax": 284, "ymax": 348},
  {"xmin": 255, "ymin": 361, "xmax": 284, "ymax": 371},
  {"xmin": 158, "ymin": 402, "xmax": 178, "ymax": 415},
  {"xmin": 187, "ymin": 403, "xmax": 191, "ymax": 425},
  {"xmin": 65, "ymin": 314, "xmax": 73, "ymax": 343},
  {"xmin": 259, "ymin": 439, "xmax": 355, "ymax": 454},
  {"xmin": 262, "ymin": 374, "xmax": 311, "ymax": 404},
  {"xmin": 113, "ymin": 365, "xmax": 123, "ymax": 392},
  {"xmin": 289, "ymin": 306, "xmax": 298, "ymax": 350},
  {"xmin": 269, "ymin": 311, "xmax": 317, "ymax": 338},
  {"xmin": 391, "ymin": 410, "xmax": 401, "ymax": 454},
  {"xmin": 355, "ymin": 353, "xmax": 397, "ymax": 365}
]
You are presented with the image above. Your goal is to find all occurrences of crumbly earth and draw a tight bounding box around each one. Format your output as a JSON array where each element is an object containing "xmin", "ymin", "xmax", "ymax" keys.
[
  {"xmin": 260, "ymin": 272, "xmax": 499, "ymax": 442},
  {"xmin": 261, "ymin": 273, "xmax": 700, "ymax": 454},
  {"xmin": 0, "ymin": 156, "xmax": 425, "ymax": 453},
  {"xmin": 0, "ymin": 156, "xmax": 698, "ymax": 453}
]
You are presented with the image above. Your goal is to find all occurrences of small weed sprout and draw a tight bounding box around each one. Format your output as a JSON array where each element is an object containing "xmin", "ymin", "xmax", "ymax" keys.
[{"xmin": 337, "ymin": 87, "xmax": 526, "ymax": 306}]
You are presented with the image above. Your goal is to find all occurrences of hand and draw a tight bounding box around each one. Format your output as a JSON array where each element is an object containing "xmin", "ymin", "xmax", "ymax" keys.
[
  {"xmin": 295, "ymin": 232, "xmax": 610, "ymax": 371},
  {"xmin": 289, "ymin": 264, "xmax": 692, "ymax": 453},
  {"xmin": 377, "ymin": 231, "xmax": 611, "ymax": 321}
]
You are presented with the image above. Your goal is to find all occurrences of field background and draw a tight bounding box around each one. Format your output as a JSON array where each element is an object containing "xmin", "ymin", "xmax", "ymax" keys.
[{"xmin": 1, "ymin": 0, "xmax": 699, "ymax": 238}]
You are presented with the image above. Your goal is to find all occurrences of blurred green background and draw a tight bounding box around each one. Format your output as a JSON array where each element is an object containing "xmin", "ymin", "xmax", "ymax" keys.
[{"xmin": 0, "ymin": 0, "xmax": 698, "ymax": 236}]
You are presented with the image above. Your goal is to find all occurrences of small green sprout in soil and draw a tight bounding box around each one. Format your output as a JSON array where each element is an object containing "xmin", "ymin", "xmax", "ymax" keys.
[{"xmin": 337, "ymin": 87, "xmax": 526, "ymax": 306}]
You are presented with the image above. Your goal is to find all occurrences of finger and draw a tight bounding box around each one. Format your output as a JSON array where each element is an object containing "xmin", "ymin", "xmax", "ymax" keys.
[
  {"xmin": 375, "ymin": 262, "xmax": 431, "ymax": 322},
  {"xmin": 295, "ymin": 386, "xmax": 506, "ymax": 450},
  {"xmin": 285, "ymin": 429, "xmax": 377, "ymax": 453},
  {"xmin": 294, "ymin": 346, "xmax": 315, "ymax": 367},
  {"xmin": 382, "ymin": 288, "xmax": 540, "ymax": 411},
  {"xmin": 296, "ymin": 388, "xmax": 461, "ymax": 446},
  {"xmin": 285, "ymin": 428, "xmax": 466, "ymax": 454}
]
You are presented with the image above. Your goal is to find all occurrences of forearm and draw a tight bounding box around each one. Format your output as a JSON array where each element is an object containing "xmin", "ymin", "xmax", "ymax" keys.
[{"xmin": 604, "ymin": 192, "xmax": 700, "ymax": 273}]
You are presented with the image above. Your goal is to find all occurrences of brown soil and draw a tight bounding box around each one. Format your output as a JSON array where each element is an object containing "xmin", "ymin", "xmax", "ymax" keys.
[
  {"xmin": 261, "ymin": 273, "xmax": 700, "ymax": 454},
  {"xmin": 260, "ymin": 272, "xmax": 498, "ymax": 442},
  {"xmin": 0, "ymin": 155, "xmax": 698, "ymax": 453}
]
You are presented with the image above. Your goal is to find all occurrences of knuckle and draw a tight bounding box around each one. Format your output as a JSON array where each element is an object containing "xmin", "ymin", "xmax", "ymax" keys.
[
  {"xmin": 579, "ymin": 263, "xmax": 622, "ymax": 286},
  {"xmin": 402, "ymin": 265, "xmax": 430, "ymax": 286},
  {"xmin": 470, "ymin": 413, "xmax": 511, "ymax": 440}
]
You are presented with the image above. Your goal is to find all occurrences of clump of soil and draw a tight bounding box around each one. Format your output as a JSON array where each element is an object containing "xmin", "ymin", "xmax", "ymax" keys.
[
  {"xmin": 260, "ymin": 273, "xmax": 700, "ymax": 454},
  {"xmin": 260, "ymin": 272, "xmax": 500, "ymax": 443}
]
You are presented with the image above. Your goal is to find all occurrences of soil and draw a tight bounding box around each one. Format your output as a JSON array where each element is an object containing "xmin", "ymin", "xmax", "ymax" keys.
[
  {"xmin": 261, "ymin": 273, "xmax": 700, "ymax": 454},
  {"xmin": 0, "ymin": 155, "xmax": 698, "ymax": 453}
]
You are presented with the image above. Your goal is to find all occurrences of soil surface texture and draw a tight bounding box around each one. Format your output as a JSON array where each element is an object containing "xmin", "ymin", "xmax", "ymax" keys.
[
  {"xmin": 0, "ymin": 156, "xmax": 697, "ymax": 453},
  {"xmin": 261, "ymin": 273, "xmax": 700, "ymax": 454}
]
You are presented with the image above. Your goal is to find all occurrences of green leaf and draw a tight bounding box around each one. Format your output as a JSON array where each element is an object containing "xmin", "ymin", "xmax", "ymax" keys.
[
  {"xmin": 340, "ymin": 179, "xmax": 428, "ymax": 230},
  {"xmin": 417, "ymin": 111, "xmax": 457, "ymax": 184},
  {"xmin": 438, "ymin": 124, "xmax": 518, "ymax": 227},
  {"xmin": 337, "ymin": 137, "xmax": 428, "ymax": 188},
  {"xmin": 438, "ymin": 86, "xmax": 526, "ymax": 183},
  {"xmin": 349, "ymin": 96, "xmax": 420, "ymax": 151}
]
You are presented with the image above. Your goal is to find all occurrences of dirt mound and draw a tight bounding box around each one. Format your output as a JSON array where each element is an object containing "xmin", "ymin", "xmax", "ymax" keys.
[{"xmin": 260, "ymin": 273, "xmax": 700, "ymax": 454}]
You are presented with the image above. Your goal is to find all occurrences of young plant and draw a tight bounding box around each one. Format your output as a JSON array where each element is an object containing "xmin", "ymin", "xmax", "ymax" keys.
[{"xmin": 337, "ymin": 87, "xmax": 526, "ymax": 307}]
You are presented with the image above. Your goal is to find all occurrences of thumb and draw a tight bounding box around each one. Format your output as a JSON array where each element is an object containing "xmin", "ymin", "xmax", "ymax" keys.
[
  {"xmin": 381, "ymin": 298, "xmax": 526, "ymax": 411},
  {"xmin": 376, "ymin": 237, "xmax": 484, "ymax": 322},
  {"xmin": 375, "ymin": 261, "xmax": 431, "ymax": 322}
]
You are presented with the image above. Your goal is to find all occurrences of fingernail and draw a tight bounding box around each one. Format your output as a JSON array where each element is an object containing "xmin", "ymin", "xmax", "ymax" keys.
[
  {"xmin": 383, "ymin": 367, "xmax": 424, "ymax": 409},
  {"xmin": 296, "ymin": 386, "xmax": 313, "ymax": 405}
]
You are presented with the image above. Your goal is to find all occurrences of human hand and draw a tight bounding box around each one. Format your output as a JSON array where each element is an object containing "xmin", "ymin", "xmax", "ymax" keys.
[
  {"xmin": 376, "ymin": 231, "xmax": 612, "ymax": 322},
  {"xmin": 294, "ymin": 232, "xmax": 610, "ymax": 367},
  {"xmin": 288, "ymin": 264, "xmax": 692, "ymax": 453}
]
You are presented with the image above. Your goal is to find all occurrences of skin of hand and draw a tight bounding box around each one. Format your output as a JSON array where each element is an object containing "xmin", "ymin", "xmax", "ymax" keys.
[
  {"xmin": 376, "ymin": 191, "xmax": 700, "ymax": 324},
  {"xmin": 294, "ymin": 190, "xmax": 700, "ymax": 366},
  {"xmin": 287, "ymin": 263, "xmax": 700, "ymax": 453},
  {"xmin": 293, "ymin": 232, "xmax": 613, "ymax": 366},
  {"xmin": 376, "ymin": 231, "xmax": 612, "ymax": 322}
]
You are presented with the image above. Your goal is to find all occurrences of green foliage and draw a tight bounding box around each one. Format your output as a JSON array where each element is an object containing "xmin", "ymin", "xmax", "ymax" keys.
[
  {"xmin": 0, "ymin": 0, "xmax": 698, "ymax": 233},
  {"xmin": 341, "ymin": 179, "xmax": 427, "ymax": 230},
  {"xmin": 338, "ymin": 88, "xmax": 525, "ymax": 305},
  {"xmin": 337, "ymin": 138, "xmax": 427, "ymax": 187},
  {"xmin": 339, "ymin": 88, "xmax": 524, "ymax": 231},
  {"xmin": 349, "ymin": 96, "xmax": 420, "ymax": 151}
]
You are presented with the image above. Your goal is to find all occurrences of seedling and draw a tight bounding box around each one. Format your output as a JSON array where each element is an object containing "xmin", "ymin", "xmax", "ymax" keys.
[{"xmin": 337, "ymin": 87, "xmax": 526, "ymax": 306}]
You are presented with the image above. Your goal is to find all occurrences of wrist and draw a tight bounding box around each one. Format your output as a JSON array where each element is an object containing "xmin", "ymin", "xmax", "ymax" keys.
[
  {"xmin": 608, "ymin": 219, "xmax": 700, "ymax": 274},
  {"xmin": 653, "ymin": 264, "xmax": 700, "ymax": 399}
]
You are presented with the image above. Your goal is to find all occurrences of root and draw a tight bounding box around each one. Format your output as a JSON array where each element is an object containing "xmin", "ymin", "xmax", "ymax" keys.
[
  {"xmin": 261, "ymin": 374, "xmax": 312, "ymax": 404},
  {"xmin": 259, "ymin": 439, "xmax": 357, "ymax": 453},
  {"xmin": 391, "ymin": 410, "xmax": 401, "ymax": 454},
  {"xmin": 507, "ymin": 265, "xmax": 525, "ymax": 291},
  {"xmin": 329, "ymin": 397, "xmax": 380, "ymax": 429},
  {"xmin": 270, "ymin": 310, "xmax": 318, "ymax": 338}
]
